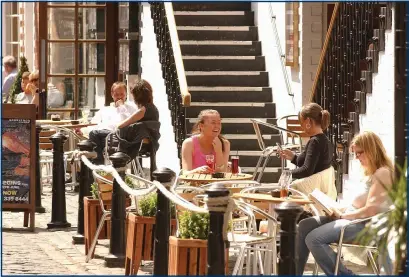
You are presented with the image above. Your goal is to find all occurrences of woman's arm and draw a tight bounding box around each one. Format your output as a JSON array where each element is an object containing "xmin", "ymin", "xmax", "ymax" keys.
[
  {"xmin": 290, "ymin": 138, "xmax": 321, "ymax": 178},
  {"xmin": 213, "ymin": 137, "xmax": 230, "ymax": 172},
  {"xmin": 181, "ymin": 139, "xmax": 194, "ymax": 172},
  {"xmin": 117, "ymin": 106, "xmax": 146, "ymax": 129},
  {"xmin": 341, "ymin": 168, "xmax": 392, "ymax": 220}
]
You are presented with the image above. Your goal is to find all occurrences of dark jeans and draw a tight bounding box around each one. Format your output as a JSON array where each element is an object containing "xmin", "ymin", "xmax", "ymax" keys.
[{"xmin": 89, "ymin": 129, "xmax": 111, "ymax": 165}]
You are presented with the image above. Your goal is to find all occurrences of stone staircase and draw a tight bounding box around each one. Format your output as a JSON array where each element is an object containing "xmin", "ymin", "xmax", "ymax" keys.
[{"xmin": 173, "ymin": 2, "xmax": 281, "ymax": 182}]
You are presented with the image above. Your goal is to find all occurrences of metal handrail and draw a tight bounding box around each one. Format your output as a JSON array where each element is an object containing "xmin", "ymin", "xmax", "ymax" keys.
[
  {"xmin": 269, "ymin": 4, "xmax": 293, "ymax": 97},
  {"xmin": 165, "ymin": 3, "xmax": 191, "ymax": 106}
]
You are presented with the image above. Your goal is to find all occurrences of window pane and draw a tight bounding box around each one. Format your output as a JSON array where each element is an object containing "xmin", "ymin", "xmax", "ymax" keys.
[
  {"xmin": 119, "ymin": 42, "xmax": 129, "ymax": 76},
  {"xmin": 49, "ymin": 2, "xmax": 75, "ymax": 5},
  {"xmin": 48, "ymin": 43, "xmax": 75, "ymax": 74},
  {"xmin": 11, "ymin": 2, "xmax": 17, "ymax": 14},
  {"xmin": 78, "ymin": 8, "xmax": 105, "ymax": 39},
  {"xmin": 79, "ymin": 2, "xmax": 106, "ymax": 5},
  {"xmin": 119, "ymin": 3, "xmax": 129, "ymax": 33},
  {"xmin": 12, "ymin": 44, "xmax": 18, "ymax": 58},
  {"xmin": 78, "ymin": 43, "xmax": 105, "ymax": 74},
  {"xmin": 78, "ymin": 77, "xmax": 105, "ymax": 109},
  {"xmin": 47, "ymin": 77, "xmax": 74, "ymax": 110},
  {"xmin": 11, "ymin": 17, "xmax": 18, "ymax": 42},
  {"xmin": 48, "ymin": 8, "xmax": 75, "ymax": 39}
]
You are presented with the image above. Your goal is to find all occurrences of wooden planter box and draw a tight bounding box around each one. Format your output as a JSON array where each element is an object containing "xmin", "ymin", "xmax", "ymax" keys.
[
  {"xmin": 168, "ymin": 236, "xmax": 229, "ymax": 275},
  {"xmin": 125, "ymin": 213, "xmax": 177, "ymax": 275},
  {"xmin": 84, "ymin": 196, "xmax": 131, "ymax": 258}
]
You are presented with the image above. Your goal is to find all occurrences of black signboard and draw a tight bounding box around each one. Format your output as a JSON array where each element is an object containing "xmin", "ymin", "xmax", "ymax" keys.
[{"xmin": 2, "ymin": 104, "xmax": 36, "ymax": 230}]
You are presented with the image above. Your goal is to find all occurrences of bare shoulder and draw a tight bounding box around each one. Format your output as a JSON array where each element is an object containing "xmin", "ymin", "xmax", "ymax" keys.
[
  {"xmin": 373, "ymin": 167, "xmax": 393, "ymax": 186},
  {"xmin": 182, "ymin": 137, "xmax": 194, "ymax": 148}
]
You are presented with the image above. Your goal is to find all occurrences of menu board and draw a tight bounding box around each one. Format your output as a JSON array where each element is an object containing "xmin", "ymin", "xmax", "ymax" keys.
[
  {"xmin": 2, "ymin": 104, "xmax": 36, "ymax": 230},
  {"xmin": 2, "ymin": 118, "xmax": 31, "ymax": 204}
]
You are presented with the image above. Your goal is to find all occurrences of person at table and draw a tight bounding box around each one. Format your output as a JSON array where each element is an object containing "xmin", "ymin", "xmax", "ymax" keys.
[
  {"xmin": 15, "ymin": 72, "xmax": 32, "ymax": 104},
  {"xmin": 88, "ymin": 81, "xmax": 137, "ymax": 164},
  {"xmin": 115, "ymin": 79, "xmax": 160, "ymax": 159},
  {"xmin": 2, "ymin": 55, "xmax": 18, "ymax": 103},
  {"xmin": 23, "ymin": 70, "xmax": 43, "ymax": 108},
  {"xmin": 297, "ymin": 131, "xmax": 393, "ymax": 276},
  {"xmin": 278, "ymin": 103, "xmax": 337, "ymax": 199},
  {"xmin": 181, "ymin": 109, "xmax": 230, "ymax": 175}
]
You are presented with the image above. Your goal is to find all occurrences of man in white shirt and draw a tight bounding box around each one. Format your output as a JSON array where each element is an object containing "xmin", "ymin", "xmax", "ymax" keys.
[
  {"xmin": 88, "ymin": 82, "xmax": 136, "ymax": 164},
  {"xmin": 2, "ymin": 56, "xmax": 18, "ymax": 103}
]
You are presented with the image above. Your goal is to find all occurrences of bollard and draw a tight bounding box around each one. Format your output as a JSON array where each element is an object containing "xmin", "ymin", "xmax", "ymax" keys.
[
  {"xmin": 72, "ymin": 140, "xmax": 96, "ymax": 244},
  {"xmin": 152, "ymin": 167, "xmax": 176, "ymax": 276},
  {"xmin": 105, "ymin": 152, "xmax": 130, "ymax": 267},
  {"xmin": 206, "ymin": 183, "xmax": 230, "ymax": 275},
  {"xmin": 47, "ymin": 131, "xmax": 71, "ymax": 229},
  {"xmin": 275, "ymin": 202, "xmax": 304, "ymax": 275},
  {"xmin": 35, "ymin": 124, "xmax": 46, "ymax": 213}
]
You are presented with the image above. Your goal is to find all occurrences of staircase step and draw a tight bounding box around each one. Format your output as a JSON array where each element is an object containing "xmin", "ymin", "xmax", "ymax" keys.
[
  {"xmin": 186, "ymin": 71, "xmax": 268, "ymax": 87},
  {"xmin": 228, "ymin": 135, "xmax": 281, "ymax": 151},
  {"xmin": 189, "ymin": 86, "xmax": 272, "ymax": 102},
  {"xmin": 174, "ymin": 11, "xmax": 254, "ymax": 26},
  {"xmin": 241, "ymin": 168, "xmax": 282, "ymax": 183},
  {"xmin": 180, "ymin": 41, "xmax": 261, "ymax": 56},
  {"xmin": 234, "ymin": 151, "xmax": 281, "ymax": 167},
  {"xmin": 183, "ymin": 56, "xmax": 265, "ymax": 71},
  {"xmin": 177, "ymin": 26, "xmax": 258, "ymax": 41},
  {"xmin": 187, "ymin": 102, "xmax": 276, "ymax": 118},
  {"xmin": 187, "ymin": 118, "xmax": 279, "ymax": 135},
  {"xmin": 172, "ymin": 2, "xmax": 252, "ymax": 12}
]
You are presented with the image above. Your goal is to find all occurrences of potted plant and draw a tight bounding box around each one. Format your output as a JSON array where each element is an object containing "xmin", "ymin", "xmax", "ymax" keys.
[
  {"xmin": 168, "ymin": 211, "xmax": 229, "ymax": 275},
  {"xmin": 9, "ymin": 56, "xmax": 29, "ymax": 104},
  {"xmin": 357, "ymin": 162, "xmax": 407, "ymax": 275},
  {"xmin": 84, "ymin": 171, "xmax": 133, "ymax": 257},
  {"xmin": 125, "ymin": 193, "xmax": 177, "ymax": 275}
]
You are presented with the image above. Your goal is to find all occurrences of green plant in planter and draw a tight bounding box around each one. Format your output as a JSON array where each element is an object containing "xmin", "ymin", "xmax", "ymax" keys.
[
  {"xmin": 357, "ymin": 162, "xmax": 407, "ymax": 275},
  {"xmin": 178, "ymin": 211, "xmax": 209, "ymax": 240},
  {"xmin": 138, "ymin": 193, "xmax": 176, "ymax": 219},
  {"xmin": 9, "ymin": 56, "xmax": 29, "ymax": 104}
]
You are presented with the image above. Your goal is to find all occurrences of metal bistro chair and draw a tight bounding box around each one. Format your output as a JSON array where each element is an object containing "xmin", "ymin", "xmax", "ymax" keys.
[
  {"xmin": 312, "ymin": 213, "xmax": 386, "ymax": 276},
  {"xmin": 85, "ymin": 170, "xmax": 145, "ymax": 262},
  {"xmin": 251, "ymin": 118, "xmax": 303, "ymax": 182},
  {"xmin": 105, "ymin": 131, "xmax": 156, "ymax": 180}
]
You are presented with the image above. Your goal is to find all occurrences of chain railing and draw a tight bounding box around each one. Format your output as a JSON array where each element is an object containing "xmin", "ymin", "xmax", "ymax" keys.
[{"xmin": 150, "ymin": 2, "xmax": 190, "ymax": 158}]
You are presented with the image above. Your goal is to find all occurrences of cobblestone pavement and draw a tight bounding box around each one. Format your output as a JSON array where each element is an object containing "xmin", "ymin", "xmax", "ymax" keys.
[{"xmin": 2, "ymin": 183, "xmax": 373, "ymax": 275}]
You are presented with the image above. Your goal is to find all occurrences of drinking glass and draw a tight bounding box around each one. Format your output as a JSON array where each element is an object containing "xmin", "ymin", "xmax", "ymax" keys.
[
  {"xmin": 205, "ymin": 154, "xmax": 215, "ymax": 172},
  {"xmin": 278, "ymin": 169, "xmax": 292, "ymax": 198},
  {"xmin": 231, "ymin": 156, "xmax": 239, "ymax": 174},
  {"xmin": 82, "ymin": 106, "xmax": 90, "ymax": 123}
]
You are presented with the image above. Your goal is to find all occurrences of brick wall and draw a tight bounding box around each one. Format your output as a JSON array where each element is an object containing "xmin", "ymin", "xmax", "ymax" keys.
[{"xmin": 300, "ymin": 3, "xmax": 324, "ymax": 105}]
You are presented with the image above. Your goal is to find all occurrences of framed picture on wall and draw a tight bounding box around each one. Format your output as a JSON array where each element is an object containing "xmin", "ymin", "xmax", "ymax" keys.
[{"xmin": 285, "ymin": 2, "xmax": 300, "ymax": 69}]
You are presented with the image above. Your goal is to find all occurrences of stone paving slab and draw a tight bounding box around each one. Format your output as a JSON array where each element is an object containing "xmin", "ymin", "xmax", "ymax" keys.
[{"xmin": 2, "ymin": 183, "xmax": 373, "ymax": 275}]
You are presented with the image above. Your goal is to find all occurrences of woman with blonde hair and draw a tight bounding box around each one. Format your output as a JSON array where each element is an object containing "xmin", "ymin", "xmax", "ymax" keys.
[
  {"xmin": 181, "ymin": 109, "xmax": 230, "ymax": 175},
  {"xmin": 296, "ymin": 131, "xmax": 393, "ymax": 275}
]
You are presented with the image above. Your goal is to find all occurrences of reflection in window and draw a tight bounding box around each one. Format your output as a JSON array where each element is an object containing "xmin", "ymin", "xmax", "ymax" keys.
[
  {"xmin": 48, "ymin": 8, "xmax": 75, "ymax": 39},
  {"xmin": 48, "ymin": 43, "xmax": 75, "ymax": 74},
  {"xmin": 79, "ymin": 43, "xmax": 105, "ymax": 74},
  {"xmin": 78, "ymin": 8, "xmax": 105, "ymax": 39},
  {"xmin": 78, "ymin": 77, "xmax": 105, "ymax": 109}
]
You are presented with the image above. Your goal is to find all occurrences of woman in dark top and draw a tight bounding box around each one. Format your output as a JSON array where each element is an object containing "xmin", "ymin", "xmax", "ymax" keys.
[
  {"xmin": 117, "ymin": 79, "xmax": 159, "ymax": 128},
  {"xmin": 279, "ymin": 103, "xmax": 333, "ymax": 179}
]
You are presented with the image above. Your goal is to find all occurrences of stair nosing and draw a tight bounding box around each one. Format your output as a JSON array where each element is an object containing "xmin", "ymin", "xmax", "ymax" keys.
[
  {"xmin": 177, "ymin": 26, "xmax": 253, "ymax": 31},
  {"xmin": 174, "ymin": 11, "xmax": 248, "ymax": 15},
  {"xmin": 190, "ymin": 102, "xmax": 267, "ymax": 107},
  {"xmin": 180, "ymin": 41, "xmax": 255, "ymax": 45},
  {"xmin": 186, "ymin": 71, "xmax": 266, "ymax": 75},
  {"xmin": 183, "ymin": 56, "xmax": 259, "ymax": 60},
  {"xmin": 188, "ymin": 86, "xmax": 270, "ymax": 91}
]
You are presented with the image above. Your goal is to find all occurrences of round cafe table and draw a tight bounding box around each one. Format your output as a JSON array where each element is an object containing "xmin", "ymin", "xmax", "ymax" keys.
[{"xmin": 178, "ymin": 172, "xmax": 253, "ymax": 185}]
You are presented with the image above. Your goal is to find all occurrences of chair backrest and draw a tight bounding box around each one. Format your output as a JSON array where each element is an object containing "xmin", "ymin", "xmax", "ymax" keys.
[
  {"xmin": 39, "ymin": 128, "xmax": 57, "ymax": 150},
  {"xmin": 280, "ymin": 115, "xmax": 309, "ymax": 139},
  {"xmin": 92, "ymin": 171, "xmax": 114, "ymax": 212}
]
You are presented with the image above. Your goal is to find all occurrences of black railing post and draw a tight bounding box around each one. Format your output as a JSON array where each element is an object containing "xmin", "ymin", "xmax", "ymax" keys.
[
  {"xmin": 206, "ymin": 183, "xmax": 229, "ymax": 275},
  {"xmin": 35, "ymin": 123, "xmax": 46, "ymax": 213},
  {"xmin": 47, "ymin": 131, "xmax": 71, "ymax": 229},
  {"xmin": 275, "ymin": 202, "xmax": 304, "ymax": 275},
  {"xmin": 152, "ymin": 167, "xmax": 176, "ymax": 276},
  {"xmin": 105, "ymin": 152, "xmax": 130, "ymax": 267},
  {"xmin": 72, "ymin": 140, "xmax": 96, "ymax": 244}
]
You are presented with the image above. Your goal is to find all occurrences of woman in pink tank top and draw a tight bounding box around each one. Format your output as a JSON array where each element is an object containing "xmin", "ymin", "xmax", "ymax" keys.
[{"xmin": 181, "ymin": 109, "xmax": 230, "ymax": 175}]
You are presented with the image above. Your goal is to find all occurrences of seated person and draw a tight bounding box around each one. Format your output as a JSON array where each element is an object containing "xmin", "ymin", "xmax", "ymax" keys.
[
  {"xmin": 279, "ymin": 103, "xmax": 337, "ymax": 199},
  {"xmin": 181, "ymin": 109, "xmax": 230, "ymax": 175},
  {"xmin": 47, "ymin": 82, "xmax": 65, "ymax": 108},
  {"xmin": 19, "ymin": 70, "xmax": 41, "ymax": 107},
  {"xmin": 114, "ymin": 79, "xmax": 160, "ymax": 159},
  {"xmin": 297, "ymin": 131, "xmax": 393, "ymax": 276},
  {"xmin": 117, "ymin": 79, "xmax": 159, "ymax": 129},
  {"xmin": 88, "ymin": 82, "xmax": 136, "ymax": 164},
  {"xmin": 15, "ymin": 72, "xmax": 32, "ymax": 104}
]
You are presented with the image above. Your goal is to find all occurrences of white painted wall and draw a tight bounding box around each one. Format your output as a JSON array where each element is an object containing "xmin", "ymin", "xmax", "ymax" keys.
[
  {"xmin": 23, "ymin": 3, "xmax": 34, "ymax": 69},
  {"xmin": 251, "ymin": 2, "xmax": 301, "ymax": 119},
  {"xmin": 140, "ymin": 3, "xmax": 180, "ymax": 173}
]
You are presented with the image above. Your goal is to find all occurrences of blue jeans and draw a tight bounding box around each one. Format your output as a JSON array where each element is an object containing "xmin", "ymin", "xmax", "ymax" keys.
[
  {"xmin": 297, "ymin": 216, "xmax": 366, "ymax": 275},
  {"xmin": 89, "ymin": 129, "xmax": 111, "ymax": 165}
]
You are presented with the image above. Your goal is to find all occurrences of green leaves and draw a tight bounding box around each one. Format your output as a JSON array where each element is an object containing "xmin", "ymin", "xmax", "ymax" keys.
[
  {"xmin": 9, "ymin": 56, "xmax": 29, "ymax": 104},
  {"xmin": 178, "ymin": 211, "xmax": 210, "ymax": 240}
]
